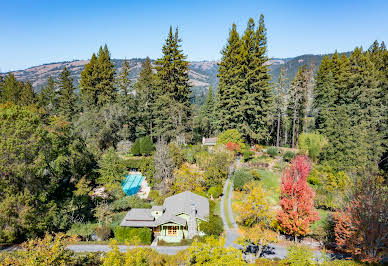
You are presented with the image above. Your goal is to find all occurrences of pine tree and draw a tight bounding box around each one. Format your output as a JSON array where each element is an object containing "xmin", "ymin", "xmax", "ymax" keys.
[
  {"xmin": 217, "ymin": 15, "xmax": 272, "ymax": 144},
  {"xmin": 135, "ymin": 57, "xmax": 155, "ymax": 138},
  {"xmin": 80, "ymin": 45, "xmax": 116, "ymax": 109},
  {"xmin": 240, "ymin": 15, "xmax": 272, "ymax": 144},
  {"xmin": 38, "ymin": 76, "xmax": 57, "ymax": 113},
  {"xmin": 273, "ymin": 67, "xmax": 288, "ymax": 147},
  {"xmin": 216, "ymin": 24, "xmax": 242, "ymax": 132},
  {"xmin": 117, "ymin": 59, "xmax": 132, "ymax": 97},
  {"xmin": 19, "ymin": 81, "xmax": 35, "ymax": 106},
  {"xmin": 57, "ymin": 67, "xmax": 76, "ymax": 121},
  {"xmin": 96, "ymin": 45, "xmax": 116, "ymax": 106},
  {"xmin": 199, "ymin": 86, "xmax": 216, "ymax": 137},
  {"xmin": 0, "ymin": 73, "xmax": 22, "ymax": 104},
  {"xmin": 80, "ymin": 53, "xmax": 98, "ymax": 108},
  {"xmin": 153, "ymin": 27, "xmax": 192, "ymax": 143}
]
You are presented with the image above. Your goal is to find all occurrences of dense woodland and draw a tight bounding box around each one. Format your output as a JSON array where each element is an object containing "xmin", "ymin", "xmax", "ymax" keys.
[{"xmin": 0, "ymin": 13, "xmax": 387, "ymax": 265}]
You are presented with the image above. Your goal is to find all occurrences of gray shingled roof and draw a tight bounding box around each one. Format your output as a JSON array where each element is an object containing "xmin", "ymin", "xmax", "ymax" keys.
[
  {"xmin": 163, "ymin": 191, "xmax": 209, "ymax": 221},
  {"xmin": 121, "ymin": 191, "xmax": 209, "ymax": 227},
  {"xmin": 151, "ymin": 206, "xmax": 164, "ymax": 212}
]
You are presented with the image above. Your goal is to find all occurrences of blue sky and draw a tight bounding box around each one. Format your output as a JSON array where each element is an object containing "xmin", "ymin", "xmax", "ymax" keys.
[{"xmin": 1, "ymin": 0, "xmax": 387, "ymax": 72}]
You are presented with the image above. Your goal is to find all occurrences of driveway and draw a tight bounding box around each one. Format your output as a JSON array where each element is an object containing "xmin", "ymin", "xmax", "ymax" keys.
[{"xmin": 67, "ymin": 244, "xmax": 189, "ymax": 255}]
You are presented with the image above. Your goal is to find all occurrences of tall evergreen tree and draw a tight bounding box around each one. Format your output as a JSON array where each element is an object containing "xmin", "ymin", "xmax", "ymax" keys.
[
  {"xmin": 135, "ymin": 57, "xmax": 155, "ymax": 138},
  {"xmin": 216, "ymin": 24, "xmax": 242, "ymax": 132},
  {"xmin": 57, "ymin": 67, "xmax": 76, "ymax": 121},
  {"xmin": 38, "ymin": 76, "xmax": 57, "ymax": 113},
  {"xmin": 19, "ymin": 81, "xmax": 35, "ymax": 106},
  {"xmin": 273, "ymin": 67, "xmax": 288, "ymax": 147},
  {"xmin": 0, "ymin": 73, "xmax": 22, "ymax": 104},
  {"xmin": 217, "ymin": 15, "xmax": 272, "ymax": 144},
  {"xmin": 117, "ymin": 59, "xmax": 132, "ymax": 97},
  {"xmin": 287, "ymin": 65, "xmax": 312, "ymax": 148},
  {"xmin": 153, "ymin": 27, "xmax": 192, "ymax": 143},
  {"xmin": 80, "ymin": 45, "xmax": 116, "ymax": 109},
  {"xmin": 199, "ymin": 86, "xmax": 216, "ymax": 137}
]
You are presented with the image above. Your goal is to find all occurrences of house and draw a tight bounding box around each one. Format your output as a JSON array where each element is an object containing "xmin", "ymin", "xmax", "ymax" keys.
[
  {"xmin": 120, "ymin": 191, "xmax": 209, "ymax": 243},
  {"xmin": 202, "ymin": 137, "xmax": 217, "ymax": 146}
]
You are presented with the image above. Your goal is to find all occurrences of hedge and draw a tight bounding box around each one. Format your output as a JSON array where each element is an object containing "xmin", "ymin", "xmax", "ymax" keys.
[{"xmin": 113, "ymin": 227, "xmax": 152, "ymax": 245}]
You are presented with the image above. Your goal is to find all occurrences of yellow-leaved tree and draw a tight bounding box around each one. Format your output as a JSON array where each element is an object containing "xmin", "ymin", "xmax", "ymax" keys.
[{"xmin": 172, "ymin": 163, "xmax": 205, "ymax": 194}]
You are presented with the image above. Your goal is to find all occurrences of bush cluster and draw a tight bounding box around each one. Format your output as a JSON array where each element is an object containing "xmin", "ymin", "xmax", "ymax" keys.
[
  {"xmin": 113, "ymin": 227, "xmax": 152, "ymax": 244},
  {"xmin": 207, "ymin": 186, "xmax": 223, "ymax": 199},
  {"xmin": 233, "ymin": 169, "xmax": 254, "ymax": 191},
  {"xmin": 283, "ymin": 151, "xmax": 296, "ymax": 162},
  {"xmin": 266, "ymin": 146, "xmax": 279, "ymax": 157},
  {"xmin": 131, "ymin": 136, "xmax": 154, "ymax": 156}
]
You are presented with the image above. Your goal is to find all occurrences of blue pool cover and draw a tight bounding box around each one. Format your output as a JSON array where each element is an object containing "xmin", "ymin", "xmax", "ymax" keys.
[{"xmin": 121, "ymin": 174, "xmax": 144, "ymax": 196}]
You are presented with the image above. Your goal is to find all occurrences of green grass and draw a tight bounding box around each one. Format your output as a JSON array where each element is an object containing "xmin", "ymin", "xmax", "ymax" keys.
[
  {"xmin": 214, "ymin": 198, "xmax": 221, "ymax": 216},
  {"xmin": 223, "ymin": 180, "xmax": 233, "ymax": 228},
  {"xmin": 310, "ymin": 209, "xmax": 330, "ymax": 233},
  {"xmin": 254, "ymin": 169, "xmax": 281, "ymax": 205}
]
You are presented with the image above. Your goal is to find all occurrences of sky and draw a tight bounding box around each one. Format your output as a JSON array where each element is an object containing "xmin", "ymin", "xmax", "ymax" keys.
[{"xmin": 1, "ymin": 0, "xmax": 388, "ymax": 72}]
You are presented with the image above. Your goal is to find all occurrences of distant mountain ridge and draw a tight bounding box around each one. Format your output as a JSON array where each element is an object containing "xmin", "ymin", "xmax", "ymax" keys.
[{"xmin": 6, "ymin": 52, "xmax": 351, "ymax": 96}]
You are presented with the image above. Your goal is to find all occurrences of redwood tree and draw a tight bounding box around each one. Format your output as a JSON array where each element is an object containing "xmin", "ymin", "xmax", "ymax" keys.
[{"xmin": 277, "ymin": 155, "xmax": 319, "ymax": 240}]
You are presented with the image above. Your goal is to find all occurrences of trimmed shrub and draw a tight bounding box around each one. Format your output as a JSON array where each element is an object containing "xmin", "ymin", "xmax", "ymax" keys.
[
  {"xmin": 233, "ymin": 169, "xmax": 254, "ymax": 191},
  {"xmin": 207, "ymin": 186, "xmax": 223, "ymax": 199},
  {"xmin": 131, "ymin": 138, "xmax": 141, "ymax": 155},
  {"xmin": 283, "ymin": 151, "xmax": 296, "ymax": 162},
  {"xmin": 67, "ymin": 223, "xmax": 97, "ymax": 240},
  {"xmin": 266, "ymin": 146, "xmax": 279, "ymax": 158},
  {"xmin": 140, "ymin": 136, "xmax": 154, "ymax": 155},
  {"xmin": 113, "ymin": 227, "xmax": 152, "ymax": 245},
  {"xmin": 110, "ymin": 195, "xmax": 152, "ymax": 212},
  {"xmin": 199, "ymin": 215, "xmax": 224, "ymax": 236},
  {"xmin": 96, "ymin": 226, "xmax": 112, "ymax": 241}
]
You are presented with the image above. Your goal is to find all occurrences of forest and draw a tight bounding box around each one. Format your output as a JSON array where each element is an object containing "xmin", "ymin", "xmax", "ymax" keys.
[{"xmin": 0, "ymin": 13, "xmax": 387, "ymax": 265}]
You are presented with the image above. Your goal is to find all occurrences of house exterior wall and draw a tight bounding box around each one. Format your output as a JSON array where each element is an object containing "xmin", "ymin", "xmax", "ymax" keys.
[{"xmin": 157, "ymin": 223, "xmax": 188, "ymax": 242}]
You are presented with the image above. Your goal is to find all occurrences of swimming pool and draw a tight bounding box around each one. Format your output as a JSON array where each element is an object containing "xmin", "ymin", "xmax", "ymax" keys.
[{"xmin": 121, "ymin": 173, "xmax": 144, "ymax": 196}]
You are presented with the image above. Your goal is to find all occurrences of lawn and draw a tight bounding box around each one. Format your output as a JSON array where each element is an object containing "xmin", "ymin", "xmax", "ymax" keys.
[{"xmin": 255, "ymin": 169, "xmax": 281, "ymax": 205}]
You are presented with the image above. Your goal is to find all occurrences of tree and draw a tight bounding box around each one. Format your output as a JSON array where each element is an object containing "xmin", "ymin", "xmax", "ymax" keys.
[
  {"xmin": 131, "ymin": 138, "xmax": 141, "ymax": 156},
  {"xmin": 333, "ymin": 176, "xmax": 387, "ymax": 263},
  {"xmin": 57, "ymin": 67, "xmax": 76, "ymax": 120},
  {"xmin": 140, "ymin": 136, "xmax": 154, "ymax": 156},
  {"xmin": 237, "ymin": 182, "xmax": 272, "ymax": 226},
  {"xmin": 19, "ymin": 81, "xmax": 35, "ymax": 106},
  {"xmin": 38, "ymin": 76, "xmax": 57, "ymax": 113},
  {"xmin": 287, "ymin": 65, "xmax": 312, "ymax": 148},
  {"xmin": 0, "ymin": 104, "xmax": 95, "ymax": 243},
  {"xmin": 298, "ymin": 132, "xmax": 327, "ymax": 162},
  {"xmin": 97, "ymin": 147, "xmax": 127, "ymax": 190},
  {"xmin": 217, "ymin": 129, "xmax": 244, "ymax": 146},
  {"xmin": 199, "ymin": 214, "xmax": 224, "ymax": 237},
  {"xmin": 199, "ymin": 86, "xmax": 216, "ymax": 137},
  {"xmin": 186, "ymin": 236, "xmax": 245, "ymax": 265},
  {"xmin": 116, "ymin": 59, "xmax": 132, "ymax": 97},
  {"xmin": 80, "ymin": 45, "xmax": 116, "ymax": 109},
  {"xmin": 217, "ymin": 15, "xmax": 272, "ymax": 144},
  {"xmin": 153, "ymin": 138, "xmax": 174, "ymax": 191},
  {"xmin": 172, "ymin": 163, "xmax": 205, "ymax": 194},
  {"xmin": 277, "ymin": 155, "xmax": 319, "ymax": 240},
  {"xmin": 273, "ymin": 66, "xmax": 288, "ymax": 147},
  {"xmin": 135, "ymin": 57, "xmax": 155, "ymax": 138},
  {"xmin": 153, "ymin": 27, "xmax": 192, "ymax": 143},
  {"xmin": 0, "ymin": 73, "xmax": 22, "ymax": 104}
]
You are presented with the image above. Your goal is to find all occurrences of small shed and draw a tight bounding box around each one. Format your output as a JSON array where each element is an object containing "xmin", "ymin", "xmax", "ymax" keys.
[{"xmin": 202, "ymin": 137, "xmax": 217, "ymax": 146}]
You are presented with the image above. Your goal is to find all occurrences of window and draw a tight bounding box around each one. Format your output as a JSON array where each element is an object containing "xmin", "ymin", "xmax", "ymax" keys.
[{"xmin": 167, "ymin": 226, "xmax": 178, "ymax": 236}]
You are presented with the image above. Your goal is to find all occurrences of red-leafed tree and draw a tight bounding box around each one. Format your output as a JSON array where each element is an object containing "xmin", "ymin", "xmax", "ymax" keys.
[
  {"xmin": 333, "ymin": 176, "xmax": 387, "ymax": 263},
  {"xmin": 277, "ymin": 155, "xmax": 319, "ymax": 241},
  {"xmin": 225, "ymin": 141, "xmax": 240, "ymax": 153}
]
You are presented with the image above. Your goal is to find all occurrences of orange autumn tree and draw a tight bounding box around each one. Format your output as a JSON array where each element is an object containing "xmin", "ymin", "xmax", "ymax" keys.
[
  {"xmin": 333, "ymin": 176, "xmax": 387, "ymax": 263},
  {"xmin": 277, "ymin": 155, "xmax": 319, "ymax": 241}
]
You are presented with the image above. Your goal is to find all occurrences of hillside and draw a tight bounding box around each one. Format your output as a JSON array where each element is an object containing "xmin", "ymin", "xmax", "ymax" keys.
[{"xmin": 6, "ymin": 52, "xmax": 350, "ymax": 97}]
